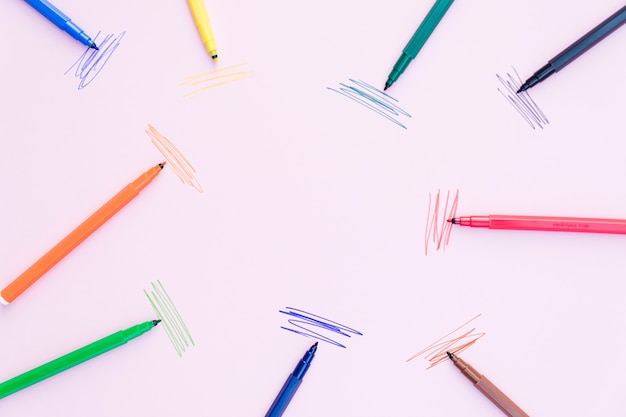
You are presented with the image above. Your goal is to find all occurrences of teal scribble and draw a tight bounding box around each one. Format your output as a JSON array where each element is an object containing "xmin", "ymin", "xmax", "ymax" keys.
[{"xmin": 327, "ymin": 79, "xmax": 412, "ymax": 129}]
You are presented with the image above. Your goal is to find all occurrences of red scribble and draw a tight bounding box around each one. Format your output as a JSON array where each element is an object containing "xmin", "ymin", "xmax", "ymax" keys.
[
  {"xmin": 424, "ymin": 189, "xmax": 459, "ymax": 255},
  {"xmin": 407, "ymin": 313, "xmax": 485, "ymax": 369}
]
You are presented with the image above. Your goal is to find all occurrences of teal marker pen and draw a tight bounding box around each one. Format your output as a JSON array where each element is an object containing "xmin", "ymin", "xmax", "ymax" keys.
[
  {"xmin": 0, "ymin": 320, "xmax": 159, "ymax": 400},
  {"xmin": 384, "ymin": 0, "xmax": 456, "ymax": 90}
]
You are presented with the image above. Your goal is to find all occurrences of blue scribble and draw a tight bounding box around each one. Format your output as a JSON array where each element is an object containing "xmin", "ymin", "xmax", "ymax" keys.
[
  {"xmin": 327, "ymin": 79, "xmax": 412, "ymax": 129},
  {"xmin": 279, "ymin": 307, "xmax": 363, "ymax": 348},
  {"xmin": 65, "ymin": 31, "xmax": 126, "ymax": 90},
  {"xmin": 497, "ymin": 67, "xmax": 549, "ymax": 130}
]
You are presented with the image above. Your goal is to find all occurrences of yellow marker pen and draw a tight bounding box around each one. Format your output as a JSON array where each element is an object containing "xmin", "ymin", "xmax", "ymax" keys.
[{"xmin": 187, "ymin": 0, "xmax": 218, "ymax": 62}]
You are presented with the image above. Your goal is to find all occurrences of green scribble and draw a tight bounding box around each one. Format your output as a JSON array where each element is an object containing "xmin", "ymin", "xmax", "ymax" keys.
[
  {"xmin": 156, "ymin": 280, "xmax": 195, "ymax": 346},
  {"xmin": 144, "ymin": 280, "xmax": 195, "ymax": 358}
]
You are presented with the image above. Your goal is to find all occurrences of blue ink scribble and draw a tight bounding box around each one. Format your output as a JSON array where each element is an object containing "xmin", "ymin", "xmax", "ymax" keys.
[
  {"xmin": 279, "ymin": 307, "xmax": 363, "ymax": 348},
  {"xmin": 327, "ymin": 79, "xmax": 412, "ymax": 129},
  {"xmin": 65, "ymin": 31, "xmax": 126, "ymax": 90},
  {"xmin": 497, "ymin": 67, "xmax": 549, "ymax": 130}
]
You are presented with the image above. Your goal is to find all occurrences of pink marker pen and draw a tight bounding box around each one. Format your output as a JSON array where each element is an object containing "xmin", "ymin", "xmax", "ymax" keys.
[{"xmin": 449, "ymin": 214, "xmax": 626, "ymax": 235}]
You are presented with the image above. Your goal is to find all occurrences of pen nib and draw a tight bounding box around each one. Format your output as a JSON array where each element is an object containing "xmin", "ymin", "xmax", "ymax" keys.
[
  {"xmin": 91, "ymin": 43, "xmax": 99, "ymax": 51},
  {"xmin": 153, "ymin": 319, "xmax": 162, "ymax": 326},
  {"xmin": 446, "ymin": 351, "xmax": 454, "ymax": 359}
]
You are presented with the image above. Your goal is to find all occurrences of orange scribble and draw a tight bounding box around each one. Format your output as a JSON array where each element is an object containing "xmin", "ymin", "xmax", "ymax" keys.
[
  {"xmin": 181, "ymin": 63, "xmax": 254, "ymax": 97},
  {"xmin": 407, "ymin": 313, "xmax": 485, "ymax": 369},
  {"xmin": 145, "ymin": 124, "xmax": 203, "ymax": 193},
  {"xmin": 424, "ymin": 189, "xmax": 459, "ymax": 255}
]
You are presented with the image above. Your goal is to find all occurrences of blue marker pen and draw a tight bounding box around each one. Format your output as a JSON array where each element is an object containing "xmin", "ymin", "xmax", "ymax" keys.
[
  {"xmin": 23, "ymin": 0, "xmax": 98, "ymax": 49},
  {"xmin": 264, "ymin": 343, "xmax": 318, "ymax": 417}
]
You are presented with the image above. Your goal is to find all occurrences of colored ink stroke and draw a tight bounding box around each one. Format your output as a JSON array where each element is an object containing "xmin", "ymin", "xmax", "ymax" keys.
[
  {"xmin": 144, "ymin": 280, "xmax": 195, "ymax": 357},
  {"xmin": 424, "ymin": 189, "xmax": 459, "ymax": 255},
  {"xmin": 181, "ymin": 63, "xmax": 254, "ymax": 97},
  {"xmin": 497, "ymin": 68, "xmax": 549, "ymax": 130},
  {"xmin": 65, "ymin": 31, "xmax": 125, "ymax": 90},
  {"xmin": 146, "ymin": 124, "xmax": 203, "ymax": 193},
  {"xmin": 327, "ymin": 79, "xmax": 412, "ymax": 129},
  {"xmin": 407, "ymin": 313, "xmax": 485, "ymax": 369},
  {"xmin": 279, "ymin": 307, "xmax": 363, "ymax": 349}
]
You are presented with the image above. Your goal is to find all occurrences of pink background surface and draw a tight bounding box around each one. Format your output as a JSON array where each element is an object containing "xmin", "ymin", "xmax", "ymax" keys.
[{"xmin": 1, "ymin": 0, "xmax": 625, "ymax": 415}]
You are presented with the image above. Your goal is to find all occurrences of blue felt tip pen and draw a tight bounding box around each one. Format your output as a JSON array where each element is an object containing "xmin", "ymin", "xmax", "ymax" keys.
[
  {"xmin": 264, "ymin": 342, "xmax": 318, "ymax": 417},
  {"xmin": 517, "ymin": 5, "xmax": 626, "ymax": 92},
  {"xmin": 23, "ymin": 0, "xmax": 98, "ymax": 49}
]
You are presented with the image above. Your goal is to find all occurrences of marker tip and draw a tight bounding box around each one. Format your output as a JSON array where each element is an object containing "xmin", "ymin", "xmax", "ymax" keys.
[
  {"xmin": 446, "ymin": 351, "xmax": 454, "ymax": 359},
  {"xmin": 91, "ymin": 43, "xmax": 99, "ymax": 51}
]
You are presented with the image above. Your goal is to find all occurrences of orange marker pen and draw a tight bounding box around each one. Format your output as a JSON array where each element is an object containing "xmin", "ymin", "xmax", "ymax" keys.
[{"xmin": 0, "ymin": 163, "xmax": 165, "ymax": 305}]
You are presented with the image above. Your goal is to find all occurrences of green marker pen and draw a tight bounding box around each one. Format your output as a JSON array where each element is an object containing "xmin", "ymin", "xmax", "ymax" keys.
[
  {"xmin": 0, "ymin": 320, "xmax": 160, "ymax": 400},
  {"xmin": 384, "ymin": 0, "xmax": 456, "ymax": 90}
]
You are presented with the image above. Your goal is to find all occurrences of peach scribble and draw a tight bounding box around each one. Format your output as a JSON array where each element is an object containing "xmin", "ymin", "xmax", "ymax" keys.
[
  {"xmin": 407, "ymin": 313, "xmax": 485, "ymax": 369},
  {"xmin": 146, "ymin": 124, "xmax": 203, "ymax": 193}
]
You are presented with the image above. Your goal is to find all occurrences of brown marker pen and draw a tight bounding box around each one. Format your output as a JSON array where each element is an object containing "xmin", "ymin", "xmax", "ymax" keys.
[{"xmin": 447, "ymin": 352, "xmax": 530, "ymax": 417}]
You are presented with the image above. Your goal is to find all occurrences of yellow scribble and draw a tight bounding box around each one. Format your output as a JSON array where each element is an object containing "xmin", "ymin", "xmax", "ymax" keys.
[
  {"xmin": 145, "ymin": 124, "xmax": 203, "ymax": 193},
  {"xmin": 407, "ymin": 313, "xmax": 485, "ymax": 369},
  {"xmin": 144, "ymin": 280, "xmax": 195, "ymax": 357},
  {"xmin": 182, "ymin": 63, "xmax": 254, "ymax": 97}
]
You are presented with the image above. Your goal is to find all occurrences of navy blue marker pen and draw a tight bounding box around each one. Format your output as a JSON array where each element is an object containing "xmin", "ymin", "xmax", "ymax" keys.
[{"xmin": 264, "ymin": 343, "xmax": 318, "ymax": 417}]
